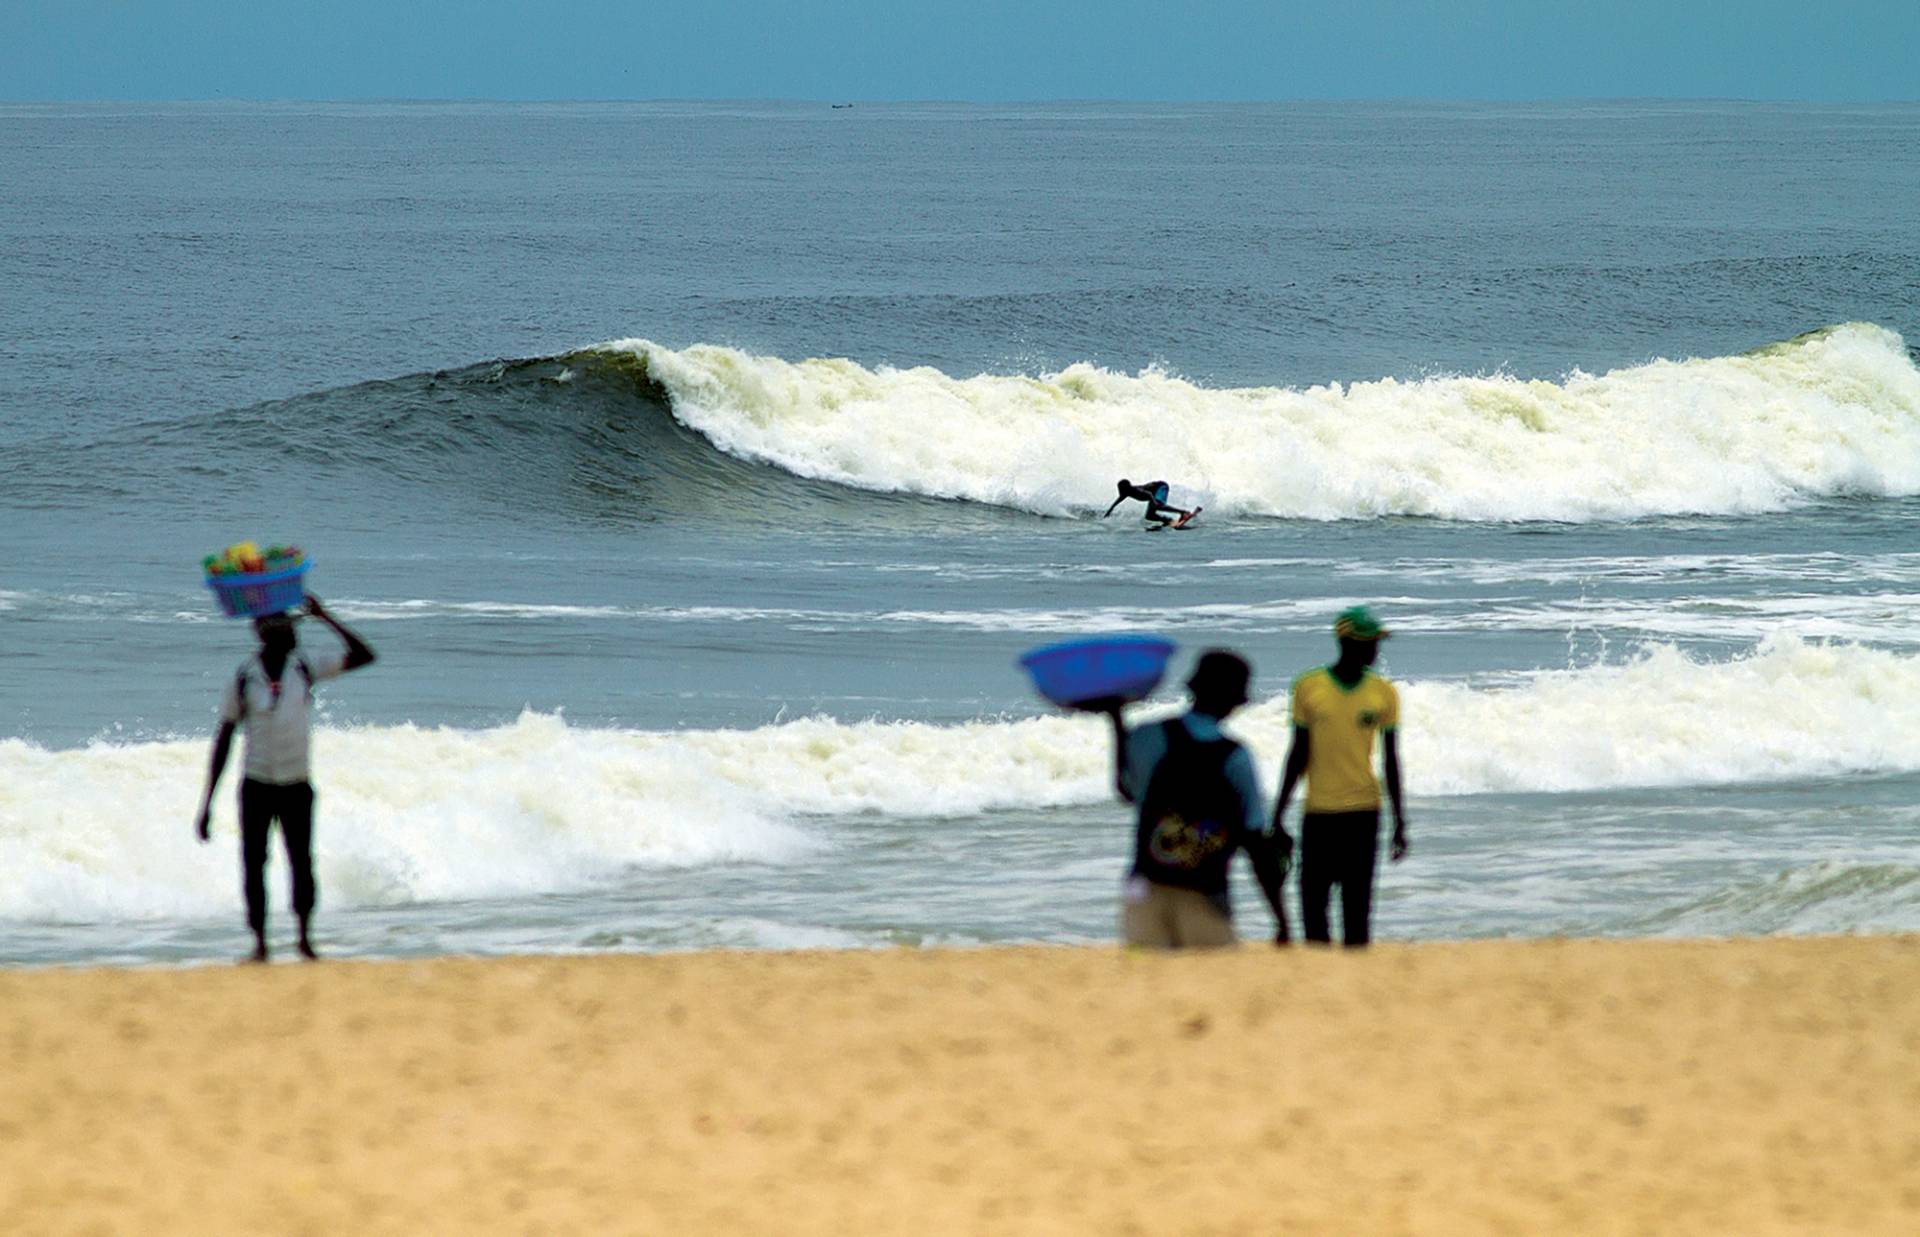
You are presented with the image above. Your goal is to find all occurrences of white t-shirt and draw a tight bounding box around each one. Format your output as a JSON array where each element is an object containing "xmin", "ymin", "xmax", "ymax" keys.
[{"xmin": 219, "ymin": 647, "xmax": 348, "ymax": 785}]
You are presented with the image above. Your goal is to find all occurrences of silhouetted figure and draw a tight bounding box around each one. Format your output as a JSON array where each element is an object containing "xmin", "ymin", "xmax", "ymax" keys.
[
  {"xmin": 1105, "ymin": 650, "xmax": 1289, "ymax": 948},
  {"xmin": 194, "ymin": 595, "xmax": 375, "ymax": 961},
  {"xmin": 1273, "ymin": 606, "xmax": 1408, "ymax": 947},
  {"xmin": 1103, "ymin": 478, "xmax": 1192, "ymax": 528}
]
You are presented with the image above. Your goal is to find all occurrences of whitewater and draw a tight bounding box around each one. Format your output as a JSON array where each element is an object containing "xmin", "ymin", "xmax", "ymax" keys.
[
  {"xmin": 9, "ymin": 636, "xmax": 1918, "ymax": 926},
  {"xmin": 617, "ymin": 322, "xmax": 1920, "ymax": 522},
  {"xmin": 8, "ymin": 100, "xmax": 1920, "ymax": 964}
]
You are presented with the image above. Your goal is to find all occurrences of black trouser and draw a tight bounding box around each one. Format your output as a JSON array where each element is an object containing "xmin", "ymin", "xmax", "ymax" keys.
[
  {"xmin": 239, "ymin": 778, "xmax": 316, "ymax": 934},
  {"xmin": 1299, "ymin": 809, "xmax": 1380, "ymax": 947}
]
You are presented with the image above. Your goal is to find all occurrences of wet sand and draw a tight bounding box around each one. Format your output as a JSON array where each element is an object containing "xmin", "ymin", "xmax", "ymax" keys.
[{"xmin": 3, "ymin": 936, "xmax": 1916, "ymax": 1234}]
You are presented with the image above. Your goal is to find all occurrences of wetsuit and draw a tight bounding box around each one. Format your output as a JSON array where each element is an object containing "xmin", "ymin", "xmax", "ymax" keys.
[{"xmin": 1106, "ymin": 480, "xmax": 1182, "ymax": 525}]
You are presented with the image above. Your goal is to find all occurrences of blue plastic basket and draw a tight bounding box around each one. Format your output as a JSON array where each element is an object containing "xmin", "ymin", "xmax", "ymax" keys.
[
  {"xmin": 206, "ymin": 560, "xmax": 312, "ymax": 619},
  {"xmin": 1018, "ymin": 635, "xmax": 1176, "ymax": 710}
]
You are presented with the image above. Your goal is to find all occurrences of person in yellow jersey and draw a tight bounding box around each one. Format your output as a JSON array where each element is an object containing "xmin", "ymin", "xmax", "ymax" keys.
[{"xmin": 1271, "ymin": 606, "xmax": 1408, "ymax": 947}]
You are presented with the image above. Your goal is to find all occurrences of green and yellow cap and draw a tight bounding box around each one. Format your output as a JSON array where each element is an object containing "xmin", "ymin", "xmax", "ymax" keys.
[{"xmin": 1333, "ymin": 605, "xmax": 1390, "ymax": 641}]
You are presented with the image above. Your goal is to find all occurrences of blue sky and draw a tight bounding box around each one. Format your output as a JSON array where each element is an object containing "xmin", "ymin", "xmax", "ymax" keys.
[{"xmin": 7, "ymin": 1, "xmax": 1918, "ymax": 101}]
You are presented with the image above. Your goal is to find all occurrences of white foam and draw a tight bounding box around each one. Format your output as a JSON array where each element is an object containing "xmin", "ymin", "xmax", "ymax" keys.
[
  {"xmin": 1624, "ymin": 860, "xmax": 1920, "ymax": 937},
  {"xmin": 0, "ymin": 713, "xmax": 821, "ymax": 923},
  {"xmin": 1396, "ymin": 636, "xmax": 1920, "ymax": 793},
  {"xmin": 8, "ymin": 637, "xmax": 1920, "ymax": 922},
  {"xmin": 604, "ymin": 322, "xmax": 1920, "ymax": 521}
]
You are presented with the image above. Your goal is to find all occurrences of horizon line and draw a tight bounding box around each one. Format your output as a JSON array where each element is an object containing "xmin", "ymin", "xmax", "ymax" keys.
[{"xmin": 4, "ymin": 94, "xmax": 1920, "ymax": 107}]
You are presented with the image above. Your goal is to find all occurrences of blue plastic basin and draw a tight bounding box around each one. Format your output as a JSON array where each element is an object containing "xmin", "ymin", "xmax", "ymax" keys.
[{"xmin": 1018, "ymin": 635, "xmax": 1176, "ymax": 709}]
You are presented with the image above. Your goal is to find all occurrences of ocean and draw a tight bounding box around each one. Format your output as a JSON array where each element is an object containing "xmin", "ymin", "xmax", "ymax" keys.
[{"xmin": 3, "ymin": 100, "xmax": 1918, "ymax": 965}]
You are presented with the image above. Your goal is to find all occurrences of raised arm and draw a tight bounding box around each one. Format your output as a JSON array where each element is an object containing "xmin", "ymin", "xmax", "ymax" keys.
[
  {"xmin": 195, "ymin": 721, "xmax": 236, "ymax": 842},
  {"xmin": 306, "ymin": 595, "xmax": 376, "ymax": 670},
  {"xmin": 1383, "ymin": 729, "xmax": 1408, "ymax": 861}
]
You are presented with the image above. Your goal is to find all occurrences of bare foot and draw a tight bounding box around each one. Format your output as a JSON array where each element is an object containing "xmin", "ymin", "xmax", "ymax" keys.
[
  {"xmin": 244, "ymin": 943, "xmax": 269, "ymax": 964},
  {"xmin": 297, "ymin": 938, "xmax": 319, "ymax": 961}
]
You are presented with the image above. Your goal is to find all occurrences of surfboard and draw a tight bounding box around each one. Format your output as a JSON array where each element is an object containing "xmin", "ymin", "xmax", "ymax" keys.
[{"xmin": 1145, "ymin": 507, "xmax": 1202, "ymax": 531}]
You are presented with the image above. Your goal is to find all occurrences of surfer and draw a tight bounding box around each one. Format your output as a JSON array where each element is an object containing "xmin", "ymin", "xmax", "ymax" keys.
[
  {"xmin": 1103, "ymin": 478, "xmax": 1195, "ymax": 528},
  {"xmin": 193, "ymin": 596, "xmax": 376, "ymax": 962},
  {"xmin": 1103, "ymin": 650, "xmax": 1290, "ymax": 948},
  {"xmin": 1271, "ymin": 607, "xmax": 1408, "ymax": 948}
]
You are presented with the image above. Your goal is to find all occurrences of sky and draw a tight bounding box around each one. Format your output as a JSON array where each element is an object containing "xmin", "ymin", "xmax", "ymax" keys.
[{"xmin": 6, "ymin": 0, "xmax": 1918, "ymax": 102}]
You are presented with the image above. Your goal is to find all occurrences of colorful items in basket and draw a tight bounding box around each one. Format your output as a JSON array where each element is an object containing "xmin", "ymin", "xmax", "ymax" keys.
[{"xmin": 203, "ymin": 541, "xmax": 312, "ymax": 618}]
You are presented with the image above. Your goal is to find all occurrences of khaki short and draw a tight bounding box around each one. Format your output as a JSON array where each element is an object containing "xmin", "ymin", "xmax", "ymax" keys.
[{"xmin": 1120, "ymin": 878, "xmax": 1237, "ymax": 949}]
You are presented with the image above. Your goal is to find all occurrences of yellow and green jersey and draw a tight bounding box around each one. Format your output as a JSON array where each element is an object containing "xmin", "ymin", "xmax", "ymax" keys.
[{"xmin": 1291, "ymin": 666, "xmax": 1399, "ymax": 812}]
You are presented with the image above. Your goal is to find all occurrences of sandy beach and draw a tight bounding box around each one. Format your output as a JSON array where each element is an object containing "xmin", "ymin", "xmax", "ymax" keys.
[{"xmin": 2, "ymin": 936, "xmax": 1915, "ymax": 1235}]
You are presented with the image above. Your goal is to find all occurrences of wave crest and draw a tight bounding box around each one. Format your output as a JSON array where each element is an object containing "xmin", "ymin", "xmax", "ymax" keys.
[{"xmin": 610, "ymin": 322, "xmax": 1920, "ymax": 521}]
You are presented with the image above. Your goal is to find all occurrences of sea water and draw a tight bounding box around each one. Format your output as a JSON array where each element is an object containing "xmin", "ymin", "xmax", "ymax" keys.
[{"xmin": 2, "ymin": 101, "xmax": 1918, "ymax": 964}]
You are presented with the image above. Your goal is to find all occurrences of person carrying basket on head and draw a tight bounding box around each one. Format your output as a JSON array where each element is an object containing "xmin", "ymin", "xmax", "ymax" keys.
[{"xmin": 192, "ymin": 596, "xmax": 375, "ymax": 962}]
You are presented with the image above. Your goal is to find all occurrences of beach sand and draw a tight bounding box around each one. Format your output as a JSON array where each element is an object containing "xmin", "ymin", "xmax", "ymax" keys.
[{"xmin": 3, "ymin": 936, "xmax": 1916, "ymax": 1235}]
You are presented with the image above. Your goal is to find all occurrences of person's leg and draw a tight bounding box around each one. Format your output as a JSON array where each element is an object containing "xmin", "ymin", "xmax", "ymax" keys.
[
  {"xmin": 238, "ymin": 779, "xmax": 273, "ymax": 962},
  {"xmin": 279, "ymin": 783, "xmax": 318, "ymax": 959},
  {"xmin": 1339, "ymin": 811, "xmax": 1382, "ymax": 948},
  {"xmin": 1298, "ymin": 814, "xmax": 1334, "ymax": 944},
  {"xmin": 1167, "ymin": 889, "xmax": 1237, "ymax": 949}
]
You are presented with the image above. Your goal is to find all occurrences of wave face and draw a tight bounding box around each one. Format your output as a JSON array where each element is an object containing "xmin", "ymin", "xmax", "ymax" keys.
[
  {"xmin": 6, "ymin": 636, "xmax": 1920, "ymax": 923},
  {"xmin": 614, "ymin": 321, "xmax": 1920, "ymax": 521},
  {"xmin": 0, "ymin": 352, "xmax": 966, "ymax": 526},
  {"xmin": 12, "ymin": 322, "xmax": 1915, "ymax": 527}
]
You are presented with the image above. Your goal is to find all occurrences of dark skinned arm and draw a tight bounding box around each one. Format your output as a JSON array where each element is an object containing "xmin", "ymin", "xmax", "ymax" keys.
[
  {"xmin": 1104, "ymin": 704, "xmax": 1134, "ymax": 801},
  {"xmin": 1383, "ymin": 729, "xmax": 1409, "ymax": 861},
  {"xmin": 1269, "ymin": 725, "xmax": 1309, "ymax": 863},
  {"xmin": 194, "ymin": 721, "xmax": 236, "ymax": 842},
  {"xmin": 1103, "ymin": 495, "xmax": 1127, "ymax": 518},
  {"xmin": 306, "ymin": 595, "xmax": 375, "ymax": 670},
  {"xmin": 1246, "ymin": 831, "xmax": 1290, "ymax": 945}
]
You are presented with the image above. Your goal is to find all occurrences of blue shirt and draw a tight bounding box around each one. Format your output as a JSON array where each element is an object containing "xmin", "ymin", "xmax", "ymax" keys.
[{"xmin": 1123, "ymin": 711, "xmax": 1266, "ymax": 834}]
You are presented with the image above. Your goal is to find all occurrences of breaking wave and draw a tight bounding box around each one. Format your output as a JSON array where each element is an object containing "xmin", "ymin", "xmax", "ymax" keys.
[
  {"xmin": 614, "ymin": 321, "xmax": 1920, "ymax": 521},
  {"xmin": 13, "ymin": 323, "xmax": 1917, "ymax": 527},
  {"xmin": 6, "ymin": 635, "xmax": 1920, "ymax": 922}
]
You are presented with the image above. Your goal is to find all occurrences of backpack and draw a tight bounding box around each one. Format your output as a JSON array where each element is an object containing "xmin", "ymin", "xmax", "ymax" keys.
[{"xmin": 1131, "ymin": 720, "xmax": 1245, "ymax": 895}]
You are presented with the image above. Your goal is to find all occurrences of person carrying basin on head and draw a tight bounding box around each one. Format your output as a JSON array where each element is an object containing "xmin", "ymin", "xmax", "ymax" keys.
[
  {"xmin": 1272, "ymin": 606, "xmax": 1409, "ymax": 948},
  {"xmin": 1102, "ymin": 650, "xmax": 1289, "ymax": 948},
  {"xmin": 1104, "ymin": 478, "xmax": 1194, "ymax": 529},
  {"xmin": 193, "ymin": 596, "xmax": 376, "ymax": 962}
]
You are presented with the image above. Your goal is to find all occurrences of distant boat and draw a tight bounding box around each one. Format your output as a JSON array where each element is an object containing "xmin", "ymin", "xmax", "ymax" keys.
[{"xmin": 831, "ymin": 103, "xmax": 854, "ymax": 109}]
